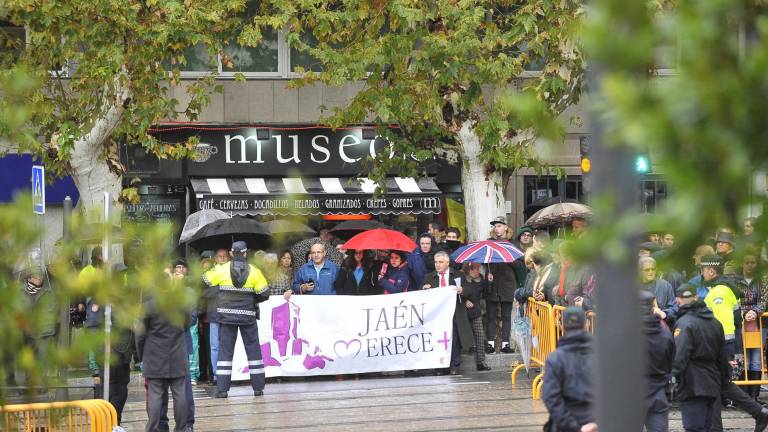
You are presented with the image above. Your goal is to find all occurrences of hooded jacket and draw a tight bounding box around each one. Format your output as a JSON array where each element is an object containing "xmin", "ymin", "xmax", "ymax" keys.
[
  {"xmin": 542, "ymin": 330, "xmax": 595, "ymax": 432},
  {"xmin": 671, "ymin": 300, "xmax": 729, "ymax": 400},
  {"xmin": 202, "ymin": 258, "xmax": 270, "ymax": 325},
  {"xmin": 644, "ymin": 314, "xmax": 675, "ymax": 389}
]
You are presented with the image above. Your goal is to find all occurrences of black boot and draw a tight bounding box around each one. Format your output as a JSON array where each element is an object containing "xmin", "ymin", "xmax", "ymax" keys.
[{"xmin": 755, "ymin": 407, "xmax": 768, "ymax": 432}]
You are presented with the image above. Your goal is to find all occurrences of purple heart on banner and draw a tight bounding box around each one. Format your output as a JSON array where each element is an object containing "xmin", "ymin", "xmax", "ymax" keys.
[{"xmin": 333, "ymin": 339, "xmax": 362, "ymax": 358}]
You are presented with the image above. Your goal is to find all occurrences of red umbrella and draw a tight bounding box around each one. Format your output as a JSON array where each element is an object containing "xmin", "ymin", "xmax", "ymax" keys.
[{"xmin": 341, "ymin": 228, "xmax": 417, "ymax": 252}]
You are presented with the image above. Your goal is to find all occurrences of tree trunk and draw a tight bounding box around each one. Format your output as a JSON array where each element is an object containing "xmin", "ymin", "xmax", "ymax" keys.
[
  {"xmin": 68, "ymin": 80, "xmax": 130, "ymax": 222},
  {"xmin": 457, "ymin": 121, "xmax": 506, "ymax": 242}
]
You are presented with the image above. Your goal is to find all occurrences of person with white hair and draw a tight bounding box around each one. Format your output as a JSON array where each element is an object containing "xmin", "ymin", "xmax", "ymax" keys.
[{"xmin": 639, "ymin": 256, "xmax": 677, "ymax": 325}]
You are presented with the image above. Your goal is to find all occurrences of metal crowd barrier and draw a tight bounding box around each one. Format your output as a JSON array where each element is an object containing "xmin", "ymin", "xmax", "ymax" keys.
[
  {"xmin": 513, "ymin": 300, "xmax": 768, "ymax": 397},
  {"xmin": 511, "ymin": 299, "xmax": 597, "ymax": 400},
  {"xmin": 733, "ymin": 311, "xmax": 768, "ymax": 386},
  {"xmin": 511, "ymin": 299, "xmax": 556, "ymax": 399},
  {"xmin": 0, "ymin": 399, "xmax": 117, "ymax": 431}
]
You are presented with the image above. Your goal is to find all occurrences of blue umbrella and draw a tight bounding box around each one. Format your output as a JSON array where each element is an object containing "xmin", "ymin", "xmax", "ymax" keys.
[{"xmin": 450, "ymin": 240, "xmax": 524, "ymax": 264}]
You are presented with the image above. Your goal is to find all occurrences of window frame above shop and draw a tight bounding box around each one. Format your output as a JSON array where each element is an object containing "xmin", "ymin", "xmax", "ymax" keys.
[{"xmin": 166, "ymin": 22, "xmax": 547, "ymax": 80}]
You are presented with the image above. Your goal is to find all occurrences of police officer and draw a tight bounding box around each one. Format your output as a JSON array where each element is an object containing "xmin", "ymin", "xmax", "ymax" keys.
[
  {"xmin": 541, "ymin": 307, "xmax": 597, "ymax": 432},
  {"xmin": 699, "ymin": 255, "xmax": 768, "ymax": 432},
  {"xmin": 203, "ymin": 241, "xmax": 270, "ymax": 398},
  {"xmin": 640, "ymin": 290, "xmax": 674, "ymax": 432},
  {"xmin": 671, "ymin": 283, "xmax": 728, "ymax": 432}
]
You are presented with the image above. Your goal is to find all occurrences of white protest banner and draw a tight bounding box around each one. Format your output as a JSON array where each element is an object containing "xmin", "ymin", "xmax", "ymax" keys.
[{"xmin": 231, "ymin": 288, "xmax": 457, "ymax": 379}]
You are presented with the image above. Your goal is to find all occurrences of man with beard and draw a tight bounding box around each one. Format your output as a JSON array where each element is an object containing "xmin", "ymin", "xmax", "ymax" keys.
[{"xmin": 204, "ymin": 241, "xmax": 270, "ymax": 398}]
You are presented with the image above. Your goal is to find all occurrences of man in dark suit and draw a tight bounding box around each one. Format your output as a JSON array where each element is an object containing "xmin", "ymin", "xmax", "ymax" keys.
[{"xmin": 423, "ymin": 251, "xmax": 473, "ymax": 374}]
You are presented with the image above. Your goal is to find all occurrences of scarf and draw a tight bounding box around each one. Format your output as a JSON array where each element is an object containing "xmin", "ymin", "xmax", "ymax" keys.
[{"xmin": 25, "ymin": 279, "xmax": 43, "ymax": 296}]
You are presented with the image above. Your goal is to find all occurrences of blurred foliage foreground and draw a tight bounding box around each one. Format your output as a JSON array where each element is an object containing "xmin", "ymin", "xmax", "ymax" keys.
[{"xmin": 0, "ymin": 195, "xmax": 196, "ymax": 406}]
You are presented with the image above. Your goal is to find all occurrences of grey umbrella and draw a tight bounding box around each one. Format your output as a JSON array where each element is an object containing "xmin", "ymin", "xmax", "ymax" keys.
[
  {"xmin": 525, "ymin": 202, "xmax": 592, "ymax": 228},
  {"xmin": 179, "ymin": 209, "xmax": 230, "ymax": 244}
]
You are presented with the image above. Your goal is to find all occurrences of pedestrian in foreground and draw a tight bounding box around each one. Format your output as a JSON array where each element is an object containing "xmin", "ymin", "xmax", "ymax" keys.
[
  {"xmin": 136, "ymin": 287, "xmax": 191, "ymax": 432},
  {"xmin": 541, "ymin": 307, "xmax": 597, "ymax": 432},
  {"xmin": 671, "ymin": 283, "xmax": 727, "ymax": 432},
  {"xmin": 640, "ymin": 290, "xmax": 674, "ymax": 432}
]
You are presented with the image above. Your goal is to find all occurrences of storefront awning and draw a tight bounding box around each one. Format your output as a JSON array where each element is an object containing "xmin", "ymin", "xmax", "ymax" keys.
[{"xmin": 190, "ymin": 177, "xmax": 442, "ymax": 215}]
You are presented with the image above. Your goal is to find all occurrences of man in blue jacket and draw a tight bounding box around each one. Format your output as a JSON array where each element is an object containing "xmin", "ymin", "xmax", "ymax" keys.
[{"xmin": 286, "ymin": 242, "xmax": 339, "ymax": 298}]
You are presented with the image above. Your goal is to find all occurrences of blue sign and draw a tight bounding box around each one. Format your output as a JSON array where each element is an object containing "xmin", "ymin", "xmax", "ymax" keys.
[{"xmin": 32, "ymin": 165, "xmax": 45, "ymax": 214}]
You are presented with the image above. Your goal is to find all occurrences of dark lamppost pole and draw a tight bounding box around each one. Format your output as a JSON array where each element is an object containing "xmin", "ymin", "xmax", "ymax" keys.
[{"xmin": 588, "ymin": 72, "xmax": 646, "ymax": 429}]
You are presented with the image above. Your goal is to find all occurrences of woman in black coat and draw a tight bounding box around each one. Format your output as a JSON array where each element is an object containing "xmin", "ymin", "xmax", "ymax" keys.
[
  {"xmin": 334, "ymin": 250, "xmax": 379, "ymax": 295},
  {"xmin": 462, "ymin": 262, "xmax": 491, "ymax": 371}
]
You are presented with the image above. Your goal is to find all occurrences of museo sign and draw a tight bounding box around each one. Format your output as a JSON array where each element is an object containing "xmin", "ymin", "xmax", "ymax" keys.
[{"xmin": 151, "ymin": 126, "xmax": 413, "ymax": 177}]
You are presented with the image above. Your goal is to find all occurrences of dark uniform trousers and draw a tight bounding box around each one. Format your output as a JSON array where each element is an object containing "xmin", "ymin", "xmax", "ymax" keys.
[
  {"xmin": 680, "ymin": 396, "xmax": 716, "ymax": 432},
  {"xmin": 644, "ymin": 384, "xmax": 669, "ymax": 432},
  {"xmin": 711, "ymin": 381, "xmax": 765, "ymax": 432},
  {"xmin": 216, "ymin": 322, "xmax": 265, "ymax": 393}
]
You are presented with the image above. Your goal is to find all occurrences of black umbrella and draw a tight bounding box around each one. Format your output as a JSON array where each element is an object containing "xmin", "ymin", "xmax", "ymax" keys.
[{"xmin": 186, "ymin": 216, "xmax": 272, "ymax": 251}]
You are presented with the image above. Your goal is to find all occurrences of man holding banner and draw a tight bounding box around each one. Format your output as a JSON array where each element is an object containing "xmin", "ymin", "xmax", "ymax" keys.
[
  {"xmin": 203, "ymin": 241, "xmax": 270, "ymax": 398},
  {"xmin": 423, "ymin": 251, "xmax": 473, "ymax": 375}
]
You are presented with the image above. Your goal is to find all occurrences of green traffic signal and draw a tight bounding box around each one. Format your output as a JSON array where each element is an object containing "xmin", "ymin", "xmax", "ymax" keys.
[{"xmin": 635, "ymin": 155, "xmax": 651, "ymax": 173}]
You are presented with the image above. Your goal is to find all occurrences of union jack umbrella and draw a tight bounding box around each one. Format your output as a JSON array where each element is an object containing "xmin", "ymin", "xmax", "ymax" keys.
[{"xmin": 450, "ymin": 240, "xmax": 524, "ymax": 264}]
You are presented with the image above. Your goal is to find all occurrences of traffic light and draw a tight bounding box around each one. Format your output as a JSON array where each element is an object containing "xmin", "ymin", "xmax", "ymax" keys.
[
  {"xmin": 579, "ymin": 136, "xmax": 591, "ymax": 174},
  {"xmin": 635, "ymin": 154, "xmax": 651, "ymax": 174}
]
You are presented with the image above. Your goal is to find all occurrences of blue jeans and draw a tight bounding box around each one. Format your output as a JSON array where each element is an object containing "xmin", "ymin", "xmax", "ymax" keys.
[{"xmin": 209, "ymin": 321, "xmax": 219, "ymax": 383}]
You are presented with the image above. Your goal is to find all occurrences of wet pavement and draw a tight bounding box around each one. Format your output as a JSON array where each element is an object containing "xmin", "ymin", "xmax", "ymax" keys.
[{"xmin": 115, "ymin": 360, "xmax": 762, "ymax": 432}]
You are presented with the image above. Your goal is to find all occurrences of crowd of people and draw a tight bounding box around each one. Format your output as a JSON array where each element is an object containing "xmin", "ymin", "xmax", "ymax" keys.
[
  {"xmin": 540, "ymin": 218, "xmax": 768, "ymax": 432},
  {"xmin": 18, "ymin": 211, "xmax": 768, "ymax": 432},
  {"xmin": 35, "ymin": 216, "xmax": 546, "ymax": 431}
]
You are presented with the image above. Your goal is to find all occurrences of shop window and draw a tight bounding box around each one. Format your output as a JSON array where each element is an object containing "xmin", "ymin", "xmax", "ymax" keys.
[
  {"xmin": 640, "ymin": 177, "xmax": 667, "ymax": 213},
  {"xmin": 0, "ymin": 21, "xmax": 26, "ymax": 66},
  {"xmin": 524, "ymin": 175, "xmax": 584, "ymax": 221}
]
